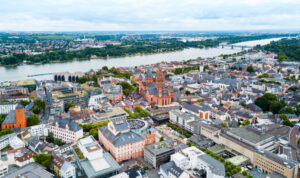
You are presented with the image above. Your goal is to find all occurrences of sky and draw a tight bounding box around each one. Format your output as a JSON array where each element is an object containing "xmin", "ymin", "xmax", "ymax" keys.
[{"xmin": 0, "ymin": 0, "xmax": 300, "ymax": 31}]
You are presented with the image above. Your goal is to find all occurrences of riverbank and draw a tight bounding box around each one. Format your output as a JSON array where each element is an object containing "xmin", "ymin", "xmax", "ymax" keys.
[{"xmin": 0, "ymin": 38, "xmax": 282, "ymax": 82}]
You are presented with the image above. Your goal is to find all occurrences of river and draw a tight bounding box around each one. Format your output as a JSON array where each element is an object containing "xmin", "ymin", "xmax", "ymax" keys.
[{"xmin": 0, "ymin": 38, "xmax": 281, "ymax": 82}]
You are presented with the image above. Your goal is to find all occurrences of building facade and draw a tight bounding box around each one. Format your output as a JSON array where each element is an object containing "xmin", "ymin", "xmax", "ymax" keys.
[
  {"xmin": 50, "ymin": 118, "xmax": 83, "ymax": 143},
  {"xmin": 30, "ymin": 124, "xmax": 49, "ymax": 137},
  {"xmin": 98, "ymin": 119, "xmax": 155, "ymax": 162},
  {"xmin": 144, "ymin": 141, "xmax": 175, "ymax": 168},
  {"xmin": 0, "ymin": 102, "xmax": 17, "ymax": 114}
]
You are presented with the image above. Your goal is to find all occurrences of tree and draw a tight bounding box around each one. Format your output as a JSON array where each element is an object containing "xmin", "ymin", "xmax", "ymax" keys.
[
  {"xmin": 160, "ymin": 136, "xmax": 164, "ymax": 142},
  {"xmin": 33, "ymin": 153, "xmax": 51, "ymax": 170},
  {"xmin": 279, "ymin": 114, "xmax": 293, "ymax": 127},
  {"xmin": 91, "ymin": 74, "xmax": 98, "ymax": 84},
  {"xmin": 89, "ymin": 128, "xmax": 98, "ymax": 140},
  {"xmin": 102, "ymin": 66, "xmax": 108, "ymax": 71},
  {"xmin": 173, "ymin": 68, "xmax": 183, "ymax": 75},
  {"xmin": 220, "ymin": 122, "xmax": 229, "ymax": 128},
  {"xmin": 46, "ymin": 132, "xmax": 54, "ymax": 143},
  {"xmin": 135, "ymin": 107, "xmax": 149, "ymax": 117},
  {"xmin": 34, "ymin": 99, "xmax": 46, "ymax": 110},
  {"xmin": 65, "ymin": 103, "xmax": 75, "ymax": 112},
  {"xmin": 255, "ymin": 93, "xmax": 280, "ymax": 112},
  {"xmin": 179, "ymin": 87, "xmax": 184, "ymax": 91},
  {"xmin": 242, "ymin": 171, "xmax": 247, "ymax": 176},
  {"xmin": 27, "ymin": 114, "xmax": 40, "ymax": 126},
  {"xmin": 280, "ymin": 106, "xmax": 295, "ymax": 114},
  {"xmin": 288, "ymin": 86, "xmax": 298, "ymax": 92},
  {"xmin": 270, "ymin": 100, "xmax": 285, "ymax": 114},
  {"xmin": 19, "ymin": 100, "xmax": 30, "ymax": 107},
  {"xmin": 295, "ymin": 104, "xmax": 300, "ymax": 116},
  {"xmin": 78, "ymin": 76, "xmax": 88, "ymax": 84},
  {"xmin": 241, "ymin": 120, "xmax": 250, "ymax": 126},
  {"xmin": 239, "ymin": 101, "xmax": 246, "ymax": 107},
  {"xmin": 32, "ymin": 99, "xmax": 45, "ymax": 114},
  {"xmin": 0, "ymin": 129, "xmax": 14, "ymax": 137},
  {"xmin": 247, "ymin": 65, "xmax": 254, "ymax": 73},
  {"xmin": 118, "ymin": 81, "xmax": 135, "ymax": 96},
  {"xmin": 204, "ymin": 65, "xmax": 209, "ymax": 71},
  {"xmin": 54, "ymin": 138, "xmax": 65, "ymax": 146},
  {"xmin": 185, "ymin": 90, "xmax": 191, "ymax": 95}
]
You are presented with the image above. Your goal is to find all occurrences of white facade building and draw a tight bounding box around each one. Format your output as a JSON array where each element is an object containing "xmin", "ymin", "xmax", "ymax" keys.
[
  {"xmin": 0, "ymin": 102, "xmax": 17, "ymax": 114},
  {"xmin": 30, "ymin": 124, "xmax": 49, "ymax": 137},
  {"xmin": 0, "ymin": 133, "xmax": 25, "ymax": 150},
  {"xmin": 0, "ymin": 160, "xmax": 8, "ymax": 178},
  {"xmin": 170, "ymin": 147, "xmax": 225, "ymax": 178}
]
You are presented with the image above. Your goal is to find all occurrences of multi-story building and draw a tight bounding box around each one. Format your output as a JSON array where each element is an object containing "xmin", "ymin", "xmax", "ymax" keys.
[
  {"xmin": 3, "ymin": 162, "xmax": 54, "ymax": 178},
  {"xmin": 73, "ymin": 136, "xmax": 120, "ymax": 178},
  {"xmin": 92, "ymin": 106, "xmax": 128, "ymax": 122},
  {"xmin": 98, "ymin": 119, "xmax": 155, "ymax": 162},
  {"xmin": 50, "ymin": 118, "xmax": 83, "ymax": 143},
  {"xmin": 0, "ymin": 102, "xmax": 17, "ymax": 114},
  {"xmin": 139, "ymin": 66, "xmax": 174, "ymax": 108},
  {"xmin": 0, "ymin": 87, "xmax": 28, "ymax": 96},
  {"xmin": 102, "ymin": 84, "xmax": 123, "ymax": 102},
  {"xmin": 29, "ymin": 124, "xmax": 49, "ymax": 137},
  {"xmin": 1, "ymin": 104, "xmax": 28, "ymax": 130},
  {"xmin": 161, "ymin": 146, "xmax": 225, "ymax": 178},
  {"xmin": 15, "ymin": 149, "xmax": 34, "ymax": 167},
  {"xmin": 253, "ymin": 150, "xmax": 298, "ymax": 178},
  {"xmin": 226, "ymin": 126, "xmax": 276, "ymax": 152},
  {"xmin": 169, "ymin": 110, "xmax": 198, "ymax": 131},
  {"xmin": 0, "ymin": 160, "xmax": 8, "ymax": 178},
  {"xmin": 52, "ymin": 153, "xmax": 76, "ymax": 178},
  {"xmin": 144, "ymin": 141, "xmax": 175, "ymax": 168},
  {"xmin": 182, "ymin": 102, "xmax": 211, "ymax": 120}
]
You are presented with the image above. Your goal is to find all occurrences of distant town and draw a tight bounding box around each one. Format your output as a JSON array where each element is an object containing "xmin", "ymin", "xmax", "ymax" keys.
[{"xmin": 0, "ymin": 33, "xmax": 299, "ymax": 178}]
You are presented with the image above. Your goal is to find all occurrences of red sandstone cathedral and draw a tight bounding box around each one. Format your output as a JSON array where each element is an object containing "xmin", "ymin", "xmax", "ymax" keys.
[{"xmin": 139, "ymin": 66, "xmax": 174, "ymax": 108}]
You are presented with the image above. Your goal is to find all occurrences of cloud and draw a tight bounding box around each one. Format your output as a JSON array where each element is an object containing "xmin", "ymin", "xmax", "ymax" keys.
[{"xmin": 0, "ymin": 0, "xmax": 299, "ymax": 31}]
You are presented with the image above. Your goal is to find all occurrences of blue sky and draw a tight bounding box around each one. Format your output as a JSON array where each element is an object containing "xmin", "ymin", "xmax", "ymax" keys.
[{"xmin": 0, "ymin": 0, "xmax": 299, "ymax": 31}]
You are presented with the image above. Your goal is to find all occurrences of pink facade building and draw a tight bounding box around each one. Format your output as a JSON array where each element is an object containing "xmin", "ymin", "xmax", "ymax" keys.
[
  {"xmin": 50, "ymin": 118, "xmax": 83, "ymax": 143},
  {"xmin": 98, "ymin": 119, "xmax": 155, "ymax": 162}
]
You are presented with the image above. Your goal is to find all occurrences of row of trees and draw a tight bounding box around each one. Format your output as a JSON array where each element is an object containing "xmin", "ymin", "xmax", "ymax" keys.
[{"xmin": 167, "ymin": 122, "xmax": 192, "ymax": 138}]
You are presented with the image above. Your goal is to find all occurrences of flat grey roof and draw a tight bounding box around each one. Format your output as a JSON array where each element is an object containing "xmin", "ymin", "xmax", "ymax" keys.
[
  {"xmin": 79, "ymin": 152, "xmax": 121, "ymax": 178},
  {"xmin": 198, "ymin": 154, "xmax": 225, "ymax": 177},
  {"xmin": 228, "ymin": 126, "xmax": 273, "ymax": 144},
  {"xmin": 145, "ymin": 140, "xmax": 175, "ymax": 156},
  {"xmin": 4, "ymin": 162, "xmax": 54, "ymax": 178},
  {"xmin": 256, "ymin": 150, "xmax": 297, "ymax": 169}
]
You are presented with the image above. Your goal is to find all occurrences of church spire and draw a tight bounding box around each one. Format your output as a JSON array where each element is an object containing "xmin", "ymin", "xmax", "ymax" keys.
[{"xmin": 156, "ymin": 66, "xmax": 165, "ymax": 90}]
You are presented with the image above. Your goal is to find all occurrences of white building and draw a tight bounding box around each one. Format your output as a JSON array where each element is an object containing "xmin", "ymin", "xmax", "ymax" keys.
[
  {"xmin": 169, "ymin": 110, "xmax": 197, "ymax": 131},
  {"xmin": 88, "ymin": 94, "xmax": 107, "ymax": 109},
  {"xmin": 30, "ymin": 124, "xmax": 49, "ymax": 137},
  {"xmin": 50, "ymin": 118, "xmax": 83, "ymax": 143},
  {"xmin": 75, "ymin": 136, "xmax": 121, "ymax": 178},
  {"xmin": 0, "ymin": 102, "xmax": 17, "ymax": 114},
  {"xmin": 0, "ymin": 160, "xmax": 8, "ymax": 178},
  {"xmin": 169, "ymin": 147, "xmax": 225, "ymax": 178},
  {"xmin": 0, "ymin": 133, "xmax": 25, "ymax": 151}
]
